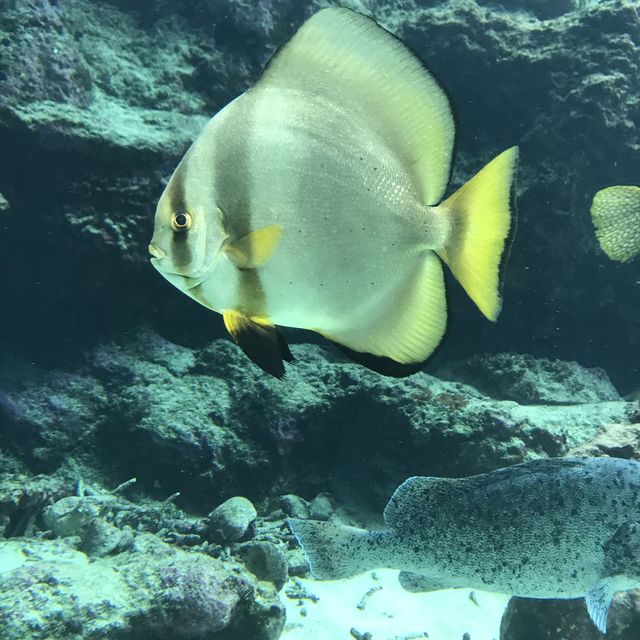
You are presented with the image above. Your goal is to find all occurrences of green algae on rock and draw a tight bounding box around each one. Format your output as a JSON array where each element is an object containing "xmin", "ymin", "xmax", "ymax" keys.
[
  {"xmin": 438, "ymin": 352, "xmax": 621, "ymax": 404},
  {"xmin": 0, "ymin": 330, "xmax": 635, "ymax": 513},
  {"xmin": 0, "ymin": 0, "xmax": 639, "ymax": 389},
  {"xmin": 0, "ymin": 535, "xmax": 285, "ymax": 640}
]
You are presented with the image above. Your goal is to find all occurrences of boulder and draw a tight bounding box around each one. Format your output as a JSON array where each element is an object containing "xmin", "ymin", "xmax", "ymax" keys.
[
  {"xmin": 208, "ymin": 496, "xmax": 258, "ymax": 544},
  {"xmin": 0, "ymin": 535, "xmax": 285, "ymax": 640}
]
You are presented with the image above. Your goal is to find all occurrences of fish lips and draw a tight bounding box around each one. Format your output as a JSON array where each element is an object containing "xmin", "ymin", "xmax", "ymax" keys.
[
  {"xmin": 149, "ymin": 253, "xmax": 217, "ymax": 292},
  {"xmin": 148, "ymin": 243, "xmax": 165, "ymax": 260}
]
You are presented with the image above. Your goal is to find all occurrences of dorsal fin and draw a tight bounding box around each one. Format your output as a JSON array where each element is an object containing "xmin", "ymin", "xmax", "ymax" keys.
[
  {"xmin": 259, "ymin": 7, "xmax": 455, "ymax": 205},
  {"xmin": 384, "ymin": 475, "xmax": 454, "ymax": 528}
]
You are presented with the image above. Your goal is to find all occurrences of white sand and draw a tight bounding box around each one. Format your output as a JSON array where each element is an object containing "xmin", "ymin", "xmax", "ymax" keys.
[{"xmin": 282, "ymin": 569, "xmax": 510, "ymax": 640}]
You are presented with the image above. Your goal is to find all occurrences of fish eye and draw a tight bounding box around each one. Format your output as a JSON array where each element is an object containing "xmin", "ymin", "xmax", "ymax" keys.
[{"xmin": 171, "ymin": 211, "xmax": 192, "ymax": 232}]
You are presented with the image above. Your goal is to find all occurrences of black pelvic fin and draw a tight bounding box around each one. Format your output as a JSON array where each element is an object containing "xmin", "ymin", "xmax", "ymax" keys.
[{"xmin": 223, "ymin": 311, "xmax": 291, "ymax": 378}]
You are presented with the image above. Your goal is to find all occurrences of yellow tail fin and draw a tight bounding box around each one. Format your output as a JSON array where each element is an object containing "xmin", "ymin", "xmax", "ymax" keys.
[{"xmin": 436, "ymin": 147, "xmax": 518, "ymax": 321}]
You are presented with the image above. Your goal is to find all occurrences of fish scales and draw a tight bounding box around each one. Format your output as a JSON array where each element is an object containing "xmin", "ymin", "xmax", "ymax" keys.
[
  {"xmin": 289, "ymin": 456, "xmax": 640, "ymax": 633},
  {"xmin": 149, "ymin": 7, "xmax": 518, "ymax": 377},
  {"xmin": 386, "ymin": 457, "xmax": 637, "ymax": 597},
  {"xmin": 591, "ymin": 185, "xmax": 640, "ymax": 262}
]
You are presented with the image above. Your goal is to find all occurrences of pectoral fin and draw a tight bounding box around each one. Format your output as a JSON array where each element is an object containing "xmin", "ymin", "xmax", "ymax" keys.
[
  {"xmin": 224, "ymin": 225, "xmax": 283, "ymax": 269},
  {"xmin": 585, "ymin": 579, "xmax": 616, "ymax": 634},
  {"xmin": 223, "ymin": 310, "xmax": 292, "ymax": 378}
]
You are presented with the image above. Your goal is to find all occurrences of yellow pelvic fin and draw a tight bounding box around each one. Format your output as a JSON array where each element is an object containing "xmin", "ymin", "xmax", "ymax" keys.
[
  {"xmin": 322, "ymin": 251, "xmax": 447, "ymax": 369},
  {"xmin": 590, "ymin": 185, "xmax": 640, "ymax": 263},
  {"xmin": 223, "ymin": 310, "xmax": 293, "ymax": 378},
  {"xmin": 436, "ymin": 146, "xmax": 519, "ymax": 322},
  {"xmin": 224, "ymin": 224, "xmax": 283, "ymax": 269}
]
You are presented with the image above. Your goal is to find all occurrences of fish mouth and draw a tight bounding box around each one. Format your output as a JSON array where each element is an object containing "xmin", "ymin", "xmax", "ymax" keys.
[
  {"xmin": 148, "ymin": 235, "xmax": 219, "ymax": 290},
  {"xmin": 149, "ymin": 251, "xmax": 216, "ymax": 291},
  {"xmin": 148, "ymin": 243, "xmax": 166, "ymax": 260}
]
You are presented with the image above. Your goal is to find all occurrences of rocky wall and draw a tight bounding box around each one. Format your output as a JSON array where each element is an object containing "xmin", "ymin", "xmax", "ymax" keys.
[{"xmin": 0, "ymin": 0, "xmax": 638, "ymax": 389}]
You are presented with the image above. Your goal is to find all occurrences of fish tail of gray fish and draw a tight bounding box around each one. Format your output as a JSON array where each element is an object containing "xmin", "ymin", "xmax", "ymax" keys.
[{"xmin": 287, "ymin": 518, "xmax": 390, "ymax": 580}]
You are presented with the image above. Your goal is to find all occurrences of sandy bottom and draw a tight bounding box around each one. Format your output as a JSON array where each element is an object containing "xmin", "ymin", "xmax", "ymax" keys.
[{"xmin": 282, "ymin": 569, "xmax": 510, "ymax": 640}]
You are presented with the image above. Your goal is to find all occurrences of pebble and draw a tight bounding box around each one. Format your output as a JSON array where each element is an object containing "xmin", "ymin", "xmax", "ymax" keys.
[
  {"xmin": 281, "ymin": 494, "xmax": 311, "ymax": 519},
  {"xmin": 207, "ymin": 496, "xmax": 257, "ymax": 543},
  {"xmin": 286, "ymin": 547, "xmax": 310, "ymax": 576},
  {"xmin": 238, "ymin": 540, "xmax": 288, "ymax": 591},
  {"xmin": 350, "ymin": 628, "xmax": 372, "ymax": 640},
  {"xmin": 309, "ymin": 493, "xmax": 333, "ymax": 521}
]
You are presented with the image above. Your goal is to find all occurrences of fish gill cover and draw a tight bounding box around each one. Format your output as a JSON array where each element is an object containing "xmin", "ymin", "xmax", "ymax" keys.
[{"xmin": 0, "ymin": 1, "xmax": 639, "ymax": 639}]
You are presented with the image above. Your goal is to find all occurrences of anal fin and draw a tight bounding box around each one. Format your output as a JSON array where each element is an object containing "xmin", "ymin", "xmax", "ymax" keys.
[
  {"xmin": 223, "ymin": 310, "xmax": 291, "ymax": 378},
  {"xmin": 330, "ymin": 344, "xmax": 424, "ymax": 377},
  {"xmin": 321, "ymin": 251, "xmax": 447, "ymax": 372}
]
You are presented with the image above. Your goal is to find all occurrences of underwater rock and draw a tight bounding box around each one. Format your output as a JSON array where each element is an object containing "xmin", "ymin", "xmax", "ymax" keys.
[
  {"xmin": 438, "ymin": 352, "xmax": 621, "ymax": 405},
  {"xmin": 0, "ymin": 333, "xmax": 635, "ymax": 514},
  {"xmin": 238, "ymin": 540, "xmax": 288, "ymax": 592},
  {"xmin": 475, "ymin": 0, "xmax": 581, "ymax": 19},
  {"xmin": 501, "ymin": 590, "xmax": 640, "ymax": 639},
  {"xmin": 0, "ymin": 370, "xmax": 106, "ymax": 471},
  {"xmin": 0, "ymin": 473, "xmax": 68, "ymax": 538},
  {"xmin": 0, "ymin": 0, "xmax": 93, "ymax": 108},
  {"xmin": 570, "ymin": 420, "xmax": 640, "ymax": 460},
  {"xmin": 208, "ymin": 496, "xmax": 258, "ymax": 544},
  {"xmin": 309, "ymin": 493, "xmax": 334, "ymax": 522},
  {"xmin": 0, "ymin": 534, "xmax": 285, "ymax": 640},
  {"xmin": 286, "ymin": 546, "xmax": 310, "ymax": 577},
  {"xmin": 281, "ymin": 494, "xmax": 311, "ymax": 519},
  {"xmin": 43, "ymin": 495, "xmax": 132, "ymax": 557}
]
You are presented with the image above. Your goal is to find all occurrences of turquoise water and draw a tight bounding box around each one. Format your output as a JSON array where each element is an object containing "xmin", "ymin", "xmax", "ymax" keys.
[{"xmin": 0, "ymin": 1, "xmax": 639, "ymax": 638}]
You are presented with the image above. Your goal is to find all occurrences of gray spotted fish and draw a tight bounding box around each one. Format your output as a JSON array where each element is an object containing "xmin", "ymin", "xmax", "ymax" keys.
[
  {"xmin": 289, "ymin": 457, "xmax": 640, "ymax": 633},
  {"xmin": 591, "ymin": 185, "xmax": 640, "ymax": 262},
  {"xmin": 149, "ymin": 7, "xmax": 518, "ymax": 378}
]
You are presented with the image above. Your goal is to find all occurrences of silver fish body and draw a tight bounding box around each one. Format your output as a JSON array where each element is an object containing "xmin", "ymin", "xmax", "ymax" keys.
[
  {"xmin": 180, "ymin": 87, "xmax": 447, "ymax": 328},
  {"xmin": 150, "ymin": 7, "xmax": 518, "ymax": 377}
]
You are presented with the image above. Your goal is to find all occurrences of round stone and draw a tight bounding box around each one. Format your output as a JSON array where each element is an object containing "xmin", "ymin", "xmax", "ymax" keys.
[{"xmin": 208, "ymin": 496, "xmax": 257, "ymax": 544}]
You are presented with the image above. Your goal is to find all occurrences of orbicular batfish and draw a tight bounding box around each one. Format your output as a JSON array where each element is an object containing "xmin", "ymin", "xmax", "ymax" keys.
[
  {"xmin": 289, "ymin": 457, "xmax": 640, "ymax": 633},
  {"xmin": 149, "ymin": 7, "xmax": 518, "ymax": 378}
]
